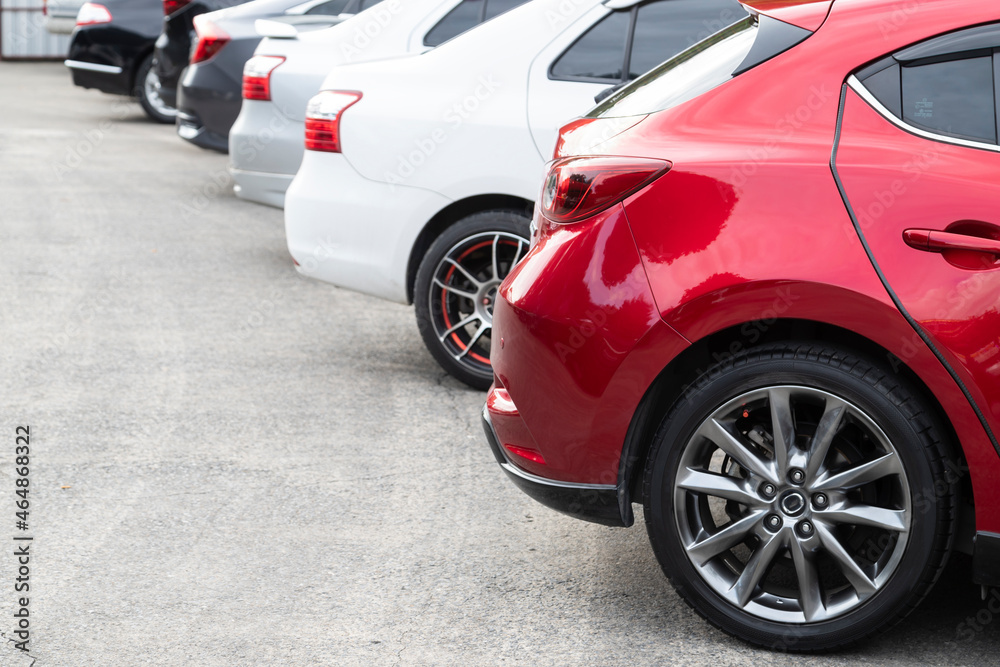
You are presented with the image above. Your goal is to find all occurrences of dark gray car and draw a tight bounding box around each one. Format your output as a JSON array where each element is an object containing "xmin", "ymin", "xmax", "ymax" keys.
[{"xmin": 175, "ymin": 0, "xmax": 364, "ymax": 151}]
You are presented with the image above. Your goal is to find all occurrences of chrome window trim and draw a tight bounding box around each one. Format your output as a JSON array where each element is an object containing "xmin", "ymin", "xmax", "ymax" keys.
[{"xmin": 848, "ymin": 74, "xmax": 1000, "ymax": 154}]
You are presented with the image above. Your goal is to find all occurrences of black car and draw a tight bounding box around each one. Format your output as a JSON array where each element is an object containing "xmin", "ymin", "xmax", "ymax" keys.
[
  {"xmin": 66, "ymin": 0, "xmax": 177, "ymax": 122},
  {"xmin": 162, "ymin": 0, "xmax": 355, "ymax": 151}
]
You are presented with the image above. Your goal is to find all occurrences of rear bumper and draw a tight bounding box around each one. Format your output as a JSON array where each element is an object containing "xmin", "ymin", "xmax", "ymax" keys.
[
  {"xmin": 481, "ymin": 405, "xmax": 623, "ymax": 527},
  {"xmin": 67, "ymin": 25, "xmax": 150, "ymax": 96},
  {"xmin": 231, "ymin": 168, "xmax": 293, "ymax": 209},
  {"xmin": 177, "ymin": 61, "xmax": 242, "ymax": 149},
  {"xmin": 65, "ymin": 58, "xmax": 130, "ymax": 96},
  {"xmin": 176, "ymin": 110, "xmax": 229, "ymax": 153},
  {"xmin": 284, "ymin": 150, "xmax": 448, "ymax": 305}
]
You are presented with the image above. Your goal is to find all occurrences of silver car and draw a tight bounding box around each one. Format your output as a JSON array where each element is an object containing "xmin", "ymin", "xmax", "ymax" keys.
[{"xmin": 229, "ymin": 0, "xmax": 528, "ymax": 208}]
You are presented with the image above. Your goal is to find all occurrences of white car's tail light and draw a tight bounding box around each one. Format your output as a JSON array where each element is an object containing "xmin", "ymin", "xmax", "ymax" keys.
[
  {"xmin": 242, "ymin": 56, "xmax": 285, "ymax": 101},
  {"xmin": 540, "ymin": 156, "xmax": 671, "ymax": 223},
  {"xmin": 191, "ymin": 15, "xmax": 230, "ymax": 64},
  {"xmin": 304, "ymin": 91, "xmax": 362, "ymax": 153},
  {"xmin": 75, "ymin": 2, "xmax": 112, "ymax": 25}
]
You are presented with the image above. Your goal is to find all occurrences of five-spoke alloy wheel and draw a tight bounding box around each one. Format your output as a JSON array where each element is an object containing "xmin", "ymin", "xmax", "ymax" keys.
[{"xmin": 644, "ymin": 344, "xmax": 956, "ymax": 651}]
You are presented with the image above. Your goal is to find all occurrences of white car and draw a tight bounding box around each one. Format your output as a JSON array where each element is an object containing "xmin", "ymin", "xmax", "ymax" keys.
[
  {"xmin": 229, "ymin": 0, "xmax": 529, "ymax": 208},
  {"xmin": 44, "ymin": 0, "xmax": 86, "ymax": 34},
  {"xmin": 285, "ymin": 0, "xmax": 745, "ymax": 388}
]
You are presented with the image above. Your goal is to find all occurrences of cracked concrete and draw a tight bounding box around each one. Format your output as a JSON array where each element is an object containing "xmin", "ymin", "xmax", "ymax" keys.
[{"xmin": 1, "ymin": 62, "xmax": 998, "ymax": 665}]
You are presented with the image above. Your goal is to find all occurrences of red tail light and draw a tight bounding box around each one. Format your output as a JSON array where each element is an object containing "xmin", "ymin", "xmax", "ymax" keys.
[
  {"xmin": 163, "ymin": 0, "xmax": 191, "ymax": 15},
  {"xmin": 75, "ymin": 2, "xmax": 112, "ymax": 25},
  {"xmin": 304, "ymin": 91, "xmax": 362, "ymax": 153},
  {"xmin": 242, "ymin": 56, "xmax": 285, "ymax": 101},
  {"xmin": 191, "ymin": 15, "xmax": 230, "ymax": 64},
  {"xmin": 539, "ymin": 156, "xmax": 671, "ymax": 223}
]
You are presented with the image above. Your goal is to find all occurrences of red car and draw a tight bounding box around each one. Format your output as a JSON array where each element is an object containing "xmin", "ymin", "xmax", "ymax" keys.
[{"xmin": 483, "ymin": 0, "xmax": 1000, "ymax": 651}]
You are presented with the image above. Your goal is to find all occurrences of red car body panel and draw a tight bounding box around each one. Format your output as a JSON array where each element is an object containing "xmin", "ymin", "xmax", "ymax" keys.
[
  {"xmin": 496, "ymin": 205, "xmax": 688, "ymax": 484},
  {"xmin": 488, "ymin": 0, "xmax": 1000, "ymax": 545}
]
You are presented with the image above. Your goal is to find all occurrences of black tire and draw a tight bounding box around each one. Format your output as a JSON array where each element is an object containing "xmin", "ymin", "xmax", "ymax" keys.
[
  {"xmin": 414, "ymin": 210, "xmax": 530, "ymax": 390},
  {"xmin": 642, "ymin": 343, "xmax": 956, "ymax": 651},
  {"xmin": 135, "ymin": 55, "xmax": 177, "ymax": 124}
]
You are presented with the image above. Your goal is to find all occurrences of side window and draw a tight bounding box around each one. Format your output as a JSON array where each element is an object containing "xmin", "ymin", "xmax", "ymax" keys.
[
  {"xmin": 629, "ymin": 0, "xmax": 740, "ymax": 79},
  {"xmin": 902, "ymin": 57, "xmax": 995, "ymax": 144},
  {"xmin": 422, "ymin": 0, "xmax": 529, "ymax": 47},
  {"xmin": 551, "ymin": 0, "xmax": 747, "ymax": 85},
  {"xmin": 858, "ymin": 25, "xmax": 1000, "ymax": 146},
  {"xmin": 550, "ymin": 10, "xmax": 631, "ymax": 82},
  {"xmin": 305, "ymin": 0, "xmax": 350, "ymax": 15},
  {"xmin": 484, "ymin": 0, "xmax": 522, "ymax": 20},
  {"xmin": 423, "ymin": 0, "xmax": 483, "ymax": 47}
]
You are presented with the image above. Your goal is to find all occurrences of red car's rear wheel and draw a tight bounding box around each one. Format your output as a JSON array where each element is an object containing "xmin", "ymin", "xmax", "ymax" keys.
[{"xmin": 643, "ymin": 343, "xmax": 957, "ymax": 651}]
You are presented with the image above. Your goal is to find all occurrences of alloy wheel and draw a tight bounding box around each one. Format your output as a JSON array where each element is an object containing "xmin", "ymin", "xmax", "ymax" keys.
[
  {"xmin": 673, "ymin": 385, "xmax": 911, "ymax": 623},
  {"xmin": 427, "ymin": 231, "xmax": 527, "ymax": 377},
  {"xmin": 143, "ymin": 67, "xmax": 176, "ymax": 120}
]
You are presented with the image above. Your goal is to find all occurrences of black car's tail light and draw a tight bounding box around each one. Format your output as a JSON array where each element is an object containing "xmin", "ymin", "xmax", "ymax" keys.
[{"xmin": 191, "ymin": 15, "xmax": 230, "ymax": 64}]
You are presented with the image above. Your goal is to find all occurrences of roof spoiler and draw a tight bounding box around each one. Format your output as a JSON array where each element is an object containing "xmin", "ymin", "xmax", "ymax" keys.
[
  {"xmin": 739, "ymin": 0, "xmax": 833, "ymax": 32},
  {"xmin": 256, "ymin": 19, "xmax": 298, "ymax": 39}
]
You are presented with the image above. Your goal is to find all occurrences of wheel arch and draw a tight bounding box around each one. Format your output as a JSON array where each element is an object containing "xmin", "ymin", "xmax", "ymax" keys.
[
  {"xmin": 404, "ymin": 194, "xmax": 533, "ymax": 304},
  {"xmin": 129, "ymin": 46, "xmax": 155, "ymax": 94},
  {"xmin": 618, "ymin": 318, "xmax": 969, "ymax": 528}
]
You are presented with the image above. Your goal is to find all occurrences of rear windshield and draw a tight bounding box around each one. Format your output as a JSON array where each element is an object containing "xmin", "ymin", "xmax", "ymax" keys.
[{"xmin": 590, "ymin": 13, "xmax": 809, "ymax": 118}]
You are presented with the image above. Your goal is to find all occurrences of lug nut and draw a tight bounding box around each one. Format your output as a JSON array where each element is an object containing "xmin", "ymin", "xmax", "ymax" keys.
[
  {"xmin": 797, "ymin": 520, "xmax": 814, "ymax": 537},
  {"xmin": 761, "ymin": 483, "xmax": 777, "ymax": 498},
  {"xmin": 789, "ymin": 468, "xmax": 806, "ymax": 485},
  {"xmin": 813, "ymin": 493, "xmax": 829, "ymax": 509},
  {"xmin": 765, "ymin": 514, "xmax": 782, "ymax": 531}
]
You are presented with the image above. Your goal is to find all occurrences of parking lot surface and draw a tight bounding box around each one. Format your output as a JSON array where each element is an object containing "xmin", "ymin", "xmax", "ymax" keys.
[{"xmin": 1, "ymin": 62, "xmax": 997, "ymax": 666}]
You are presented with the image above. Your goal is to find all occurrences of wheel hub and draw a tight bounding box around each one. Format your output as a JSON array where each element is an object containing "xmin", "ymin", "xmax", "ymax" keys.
[
  {"xmin": 779, "ymin": 490, "xmax": 806, "ymax": 517},
  {"xmin": 477, "ymin": 284, "xmax": 499, "ymax": 322}
]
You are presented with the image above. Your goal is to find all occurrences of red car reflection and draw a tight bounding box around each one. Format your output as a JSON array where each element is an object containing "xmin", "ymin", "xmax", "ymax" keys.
[{"xmin": 483, "ymin": 0, "xmax": 1000, "ymax": 651}]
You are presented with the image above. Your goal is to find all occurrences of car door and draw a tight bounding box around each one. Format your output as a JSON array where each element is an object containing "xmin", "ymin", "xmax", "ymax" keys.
[
  {"xmin": 835, "ymin": 23, "xmax": 1000, "ymax": 437},
  {"xmin": 526, "ymin": 0, "xmax": 746, "ymax": 160}
]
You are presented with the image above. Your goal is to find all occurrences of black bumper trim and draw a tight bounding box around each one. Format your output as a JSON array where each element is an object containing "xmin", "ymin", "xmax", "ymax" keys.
[
  {"xmin": 973, "ymin": 531, "xmax": 1000, "ymax": 586},
  {"xmin": 482, "ymin": 406, "xmax": 625, "ymax": 527}
]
